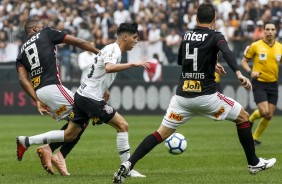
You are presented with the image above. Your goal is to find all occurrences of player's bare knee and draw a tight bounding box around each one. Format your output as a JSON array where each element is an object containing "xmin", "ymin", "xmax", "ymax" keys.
[
  {"xmin": 235, "ymin": 108, "xmax": 249, "ymax": 123},
  {"xmin": 64, "ymin": 132, "xmax": 78, "ymax": 142},
  {"xmin": 116, "ymin": 121, "xmax": 128, "ymax": 132}
]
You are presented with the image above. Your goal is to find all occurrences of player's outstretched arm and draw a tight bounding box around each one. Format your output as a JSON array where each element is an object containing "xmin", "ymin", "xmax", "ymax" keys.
[
  {"xmin": 17, "ymin": 66, "xmax": 50, "ymax": 115},
  {"xmin": 63, "ymin": 35, "xmax": 100, "ymax": 54},
  {"xmin": 105, "ymin": 62, "xmax": 151, "ymax": 73}
]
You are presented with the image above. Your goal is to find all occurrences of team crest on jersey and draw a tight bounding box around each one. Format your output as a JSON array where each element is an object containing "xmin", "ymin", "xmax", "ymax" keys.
[
  {"xmin": 182, "ymin": 80, "xmax": 202, "ymax": 92},
  {"xmin": 55, "ymin": 105, "xmax": 67, "ymax": 115},
  {"xmin": 168, "ymin": 112, "xmax": 183, "ymax": 121},
  {"xmin": 103, "ymin": 104, "xmax": 113, "ymax": 114},
  {"xmin": 213, "ymin": 106, "xmax": 225, "ymax": 119},
  {"xmin": 31, "ymin": 76, "xmax": 41, "ymax": 88},
  {"xmin": 276, "ymin": 54, "xmax": 281, "ymax": 63},
  {"xmin": 259, "ymin": 53, "xmax": 266, "ymax": 60}
]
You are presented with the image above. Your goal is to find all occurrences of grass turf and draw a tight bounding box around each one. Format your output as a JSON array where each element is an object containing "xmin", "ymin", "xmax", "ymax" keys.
[{"xmin": 0, "ymin": 115, "xmax": 281, "ymax": 184}]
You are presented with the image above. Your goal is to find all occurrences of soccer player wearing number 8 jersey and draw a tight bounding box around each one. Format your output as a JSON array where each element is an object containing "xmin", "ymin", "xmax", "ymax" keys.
[
  {"xmin": 113, "ymin": 3, "xmax": 276, "ymax": 183},
  {"xmin": 16, "ymin": 19, "xmax": 100, "ymax": 175}
]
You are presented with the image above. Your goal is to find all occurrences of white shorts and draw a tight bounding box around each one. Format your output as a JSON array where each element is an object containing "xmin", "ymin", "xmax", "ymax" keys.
[
  {"xmin": 162, "ymin": 92, "xmax": 242, "ymax": 129},
  {"xmin": 36, "ymin": 84, "xmax": 74, "ymax": 121}
]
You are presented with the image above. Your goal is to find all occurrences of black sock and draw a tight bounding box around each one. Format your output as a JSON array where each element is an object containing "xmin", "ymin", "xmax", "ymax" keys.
[
  {"xmin": 59, "ymin": 123, "xmax": 88, "ymax": 158},
  {"xmin": 49, "ymin": 122, "xmax": 69, "ymax": 152},
  {"xmin": 236, "ymin": 121, "xmax": 259, "ymax": 165},
  {"xmin": 128, "ymin": 131, "xmax": 163, "ymax": 169}
]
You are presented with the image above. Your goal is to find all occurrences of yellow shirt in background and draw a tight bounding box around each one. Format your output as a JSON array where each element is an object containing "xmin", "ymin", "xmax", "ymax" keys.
[{"xmin": 244, "ymin": 40, "xmax": 282, "ymax": 82}]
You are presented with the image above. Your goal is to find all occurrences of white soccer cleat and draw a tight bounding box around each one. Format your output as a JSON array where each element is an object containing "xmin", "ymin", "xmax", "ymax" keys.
[
  {"xmin": 248, "ymin": 158, "xmax": 276, "ymax": 174},
  {"xmin": 127, "ymin": 169, "xmax": 146, "ymax": 177},
  {"xmin": 113, "ymin": 161, "xmax": 131, "ymax": 183}
]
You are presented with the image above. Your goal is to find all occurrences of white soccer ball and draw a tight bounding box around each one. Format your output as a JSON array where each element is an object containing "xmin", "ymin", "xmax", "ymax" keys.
[{"xmin": 165, "ymin": 133, "xmax": 187, "ymax": 155}]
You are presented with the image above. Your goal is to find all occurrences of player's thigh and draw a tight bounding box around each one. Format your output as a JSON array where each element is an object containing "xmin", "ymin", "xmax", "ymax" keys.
[
  {"xmin": 162, "ymin": 95, "xmax": 193, "ymax": 129},
  {"xmin": 198, "ymin": 92, "xmax": 241, "ymax": 122},
  {"xmin": 36, "ymin": 84, "xmax": 74, "ymax": 120},
  {"xmin": 107, "ymin": 112, "xmax": 128, "ymax": 132}
]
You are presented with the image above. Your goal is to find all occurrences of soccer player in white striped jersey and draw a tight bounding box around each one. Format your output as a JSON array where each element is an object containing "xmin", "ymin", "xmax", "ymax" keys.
[{"xmin": 17, "ymin": 22, "xmax": 150, "ymax": 177}]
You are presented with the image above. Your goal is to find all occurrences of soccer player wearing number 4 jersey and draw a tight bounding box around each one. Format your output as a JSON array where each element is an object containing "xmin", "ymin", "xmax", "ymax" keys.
[
  {"xmin": 241, "ymin": 21, "xmax": 282, "ymax": 146},
  {"xmin": 16, "ymin": 22, "xmax": 150, "ymax": 177},
  {"xmin": 113, "ymin": 3, "xmax": 276, "ymax": 183}
]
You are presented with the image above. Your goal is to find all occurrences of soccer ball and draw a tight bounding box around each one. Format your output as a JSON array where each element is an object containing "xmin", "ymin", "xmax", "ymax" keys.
[{"xmin": 165, "ymin": 133, "xmax": 187, "ymax": 155}]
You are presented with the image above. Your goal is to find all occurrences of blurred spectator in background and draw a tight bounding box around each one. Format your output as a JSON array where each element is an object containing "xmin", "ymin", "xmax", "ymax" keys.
[
  {"xmin": 56, "ymin": 21, "xmax": 72, "ymax": 82},
  {"xmin": 253, "ymin": 20, "xmax": 264, "ymax": 41},
  {"xmin": 78, "ymin": 41, "xmax": 96, "ymax": 84},
  {"xmin": 1, "ymin": 0, "xmax": 282, "ymax": 79},
  {"xmin": 143, "ymin": 53, "xmax": 162, "ymax": 83},
  {"xmin": 113, "ymin": 1, "xmax": 131, "ymax": 26},
  {"xmin": 165, "ymin": 28, "xmax": 181, "ymax": 64}
]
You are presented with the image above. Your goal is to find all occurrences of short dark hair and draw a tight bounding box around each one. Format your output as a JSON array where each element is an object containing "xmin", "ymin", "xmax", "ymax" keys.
[
  {"xmin": 117, "ymin": 22, "xmax": 138, "ymax": 36},
  {"xmin": 24, "ymin": 19, "xmax": 41, "ymax": 33},
  {"xmin": 264, "ymin": 21, "xmax": 277, "ymax": 29},
  {"xmin": 197, "ymin": 3, "xmax": 215, "ymax": 24}
]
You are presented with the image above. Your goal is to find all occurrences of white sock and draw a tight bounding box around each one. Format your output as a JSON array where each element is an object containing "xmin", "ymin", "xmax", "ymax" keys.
[
  {"xmin": 28, "ymin": 130, "xmax": 64, "ymax": 145},
  {"xmin": 116, "ymin": 132, "xmax": 130, "ymax": 163}
]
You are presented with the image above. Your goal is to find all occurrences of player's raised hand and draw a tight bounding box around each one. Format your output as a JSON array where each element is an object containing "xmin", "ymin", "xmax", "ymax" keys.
[{"xmin": 36, "ymin": 101, "xmax": 50, "ymax": 115}]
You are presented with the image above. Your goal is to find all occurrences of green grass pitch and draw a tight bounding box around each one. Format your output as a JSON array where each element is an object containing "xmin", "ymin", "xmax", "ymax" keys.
[{"xmin": 0, "ymin": 115, "xmax": 281, "ymax": 184}]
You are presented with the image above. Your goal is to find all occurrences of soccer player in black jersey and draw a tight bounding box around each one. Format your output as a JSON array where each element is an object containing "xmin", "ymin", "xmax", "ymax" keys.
[
  {"xmin": 16, "ymin": 19, "xmax": 99, "ymax": 175},
  {"xmin": 113, "ymin": 3, "xmax": 276, "ymax": 183}
]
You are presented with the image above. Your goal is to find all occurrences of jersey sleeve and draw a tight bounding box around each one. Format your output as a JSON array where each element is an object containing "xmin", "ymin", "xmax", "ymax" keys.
[
  {"xmin": 15, "ymin": 53, "xmax": 24, "ymax": 72},
  {"xmin": 177, "ymin": 43, "xmax": 183, "ymax": 66},
  {"xmin": 103, "ymin": 46, "xmax": 120, "ymax": 64},
  {"xmin": 243, "ymin": 44, "xmax": 255, "ymax": 60},
  {"xmin": 215, "ymin": 33, "xmax": 239, "ymax": 72},
  {"xmin": 46, "ymin": 27, "xmax": 67, "ymax": 45}
]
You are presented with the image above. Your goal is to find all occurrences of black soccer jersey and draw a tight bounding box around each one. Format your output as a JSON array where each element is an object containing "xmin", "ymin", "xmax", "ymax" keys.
[
  {"xmin": 16, "ymin": 27, "xmax": 66, "ymax": 90},
  {"xmin": 176, "ymin": 26, "xmax": 239, "ymax": 98}
]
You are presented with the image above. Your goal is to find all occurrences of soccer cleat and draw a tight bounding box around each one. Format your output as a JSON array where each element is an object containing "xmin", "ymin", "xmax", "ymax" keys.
[
  {"xmin": 254, "ymin": 139, "xmax": 262, "ymax": 146},
  {"xmin": 248, "ymin": 158, "xmax": 276, "ymax": 174},
  {"xmin": 16, "ymin": 136, "xmax": 29, "ymax": 161},
  {"xmin": 113, "ymin": 161, "xmax": 131, "ymax": 183},
  {"xmin": 127, "ymin": 169, "xmax": 146, "ymax": 177},
  {"xmin": 37, "ymin": 145, "xmax": 54, "ymax": 174},
  {"xmin": 52, "ymin": 151, "xmax": 70, "ymax": 176}
]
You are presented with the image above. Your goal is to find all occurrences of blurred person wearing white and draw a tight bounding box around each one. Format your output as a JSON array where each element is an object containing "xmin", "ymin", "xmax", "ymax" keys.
[{"xmin": 78, "ymin": 41, "xmax": 96, "ymax": 84}]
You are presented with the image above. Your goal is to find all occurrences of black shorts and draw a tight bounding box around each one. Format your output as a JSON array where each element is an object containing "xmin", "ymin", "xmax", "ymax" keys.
[
  {"xmin": 252, "ymin": 80, "xmax": 278, "ymax": 105},
  {"xmin": 69, "ymin": 93, "xmax": 116, "ymax": 125}
]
